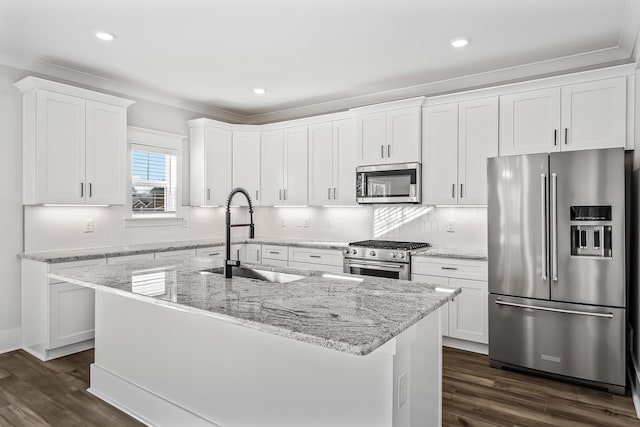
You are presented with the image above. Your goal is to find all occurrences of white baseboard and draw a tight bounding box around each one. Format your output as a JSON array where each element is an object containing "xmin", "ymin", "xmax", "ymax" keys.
[
  {"xmin": 0, "ymin": 327, "xmax": 22, "ymax": 354},
  {"xmin": 630, "ymin": 352, "xmax": 640, "ymax": 418},
  {"xmin": 89, "ymin": 364, "xmax": 219, "ymax": 427},
  {"xmin": 443, "ymin": 336, "xmax": 488, "ymax": 355}
]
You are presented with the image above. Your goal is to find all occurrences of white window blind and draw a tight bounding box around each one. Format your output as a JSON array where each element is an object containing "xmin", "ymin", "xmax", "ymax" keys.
[{"xmin": 131, "ymin": 149, "xmax": 177, "ymax": 214}]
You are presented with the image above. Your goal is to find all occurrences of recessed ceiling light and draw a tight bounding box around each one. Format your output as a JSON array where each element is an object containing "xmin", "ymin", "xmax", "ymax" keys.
[
  {"xmin": 95, "ymin": 32, "xmax": 115, "ymax": 41},
  {"xmin": 451, "ymin": 38, "xmax": 468, "ymax": 48},
  {"xmin": 253, "ymin": 88, "xmax": 266, "ymax": 95}
]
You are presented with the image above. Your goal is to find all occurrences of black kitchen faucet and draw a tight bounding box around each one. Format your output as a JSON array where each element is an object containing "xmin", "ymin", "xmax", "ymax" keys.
[{"xmin": 224, "ymin": 188, "xmax": 255, "ymax": 278}]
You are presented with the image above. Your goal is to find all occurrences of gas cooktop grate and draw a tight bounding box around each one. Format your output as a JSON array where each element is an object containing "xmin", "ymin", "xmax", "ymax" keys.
[{"xmin": 348, "ymin": 240, "xmax": 431, "ymax": 250}]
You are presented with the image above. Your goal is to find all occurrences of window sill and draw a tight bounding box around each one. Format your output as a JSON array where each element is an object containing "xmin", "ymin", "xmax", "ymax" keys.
[{"xmin": 123, "ymin": 216, "xmax": 185, "ymax": 228}]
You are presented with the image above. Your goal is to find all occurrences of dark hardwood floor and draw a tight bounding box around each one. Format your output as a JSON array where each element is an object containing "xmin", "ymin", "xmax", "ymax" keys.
[{"xmin": 0, "ymin": 346, "xmax": 638, "ymax": 426}]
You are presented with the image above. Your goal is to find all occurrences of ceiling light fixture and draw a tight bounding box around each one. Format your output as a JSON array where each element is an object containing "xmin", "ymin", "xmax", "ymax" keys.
[
  {"xmin": 95, "ymin": 32, "xmax": 115, "ymax": 41},
  {"xmin": 253, "ymin": 88, "xmax": 266, "ymax": 95},
  {"xmin": 450, "ymin": 38, "xmax": 468, "ymax": 48}
]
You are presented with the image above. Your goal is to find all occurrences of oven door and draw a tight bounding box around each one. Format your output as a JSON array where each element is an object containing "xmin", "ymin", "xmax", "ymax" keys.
[
  {"xmin": 344, "ymin": 259, "xmax": 410, "ymax": 280},
  {"xmin": 356, "ymin": 163, "xmax": 421, "ymax": 204}
]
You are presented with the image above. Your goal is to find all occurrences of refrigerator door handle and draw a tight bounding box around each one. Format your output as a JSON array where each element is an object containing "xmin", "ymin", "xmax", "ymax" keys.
[
  {"xmin": 540, "ymin": 174, "xmax": 548, "ymax": 280},
  {"xmin": 551, "ymin": 173, "xmax": 558, "ymax": 282},
  {"xmin": 494, "ymin": 300, "xmax": 613, "ymax": 319}
]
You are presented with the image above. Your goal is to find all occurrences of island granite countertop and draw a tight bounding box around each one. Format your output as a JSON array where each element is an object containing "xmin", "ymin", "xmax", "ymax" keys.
[{"xmin": 48, "ymin": 257, "xmax": 459, "ymax": 356}]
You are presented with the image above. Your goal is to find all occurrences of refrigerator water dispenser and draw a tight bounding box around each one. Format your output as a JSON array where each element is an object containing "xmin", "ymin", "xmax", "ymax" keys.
[{"xmin": 570, "ymin": 206, "xmax": 612, "ymax": 258}]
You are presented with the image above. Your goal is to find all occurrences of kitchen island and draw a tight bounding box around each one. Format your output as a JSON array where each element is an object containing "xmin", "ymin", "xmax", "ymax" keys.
[{"xmin": 49, "ymin": 256, "xmax": 459, "ymax": 427}]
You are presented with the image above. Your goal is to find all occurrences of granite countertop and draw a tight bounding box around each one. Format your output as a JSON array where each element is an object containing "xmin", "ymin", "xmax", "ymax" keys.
[
  {"xmin": 48, "ymin": 257, "xmax": 459, "ymax": 356},
  {"xmin": 412, "ymin": 246, "xmax": 488, "ymax": 261},
  {"xmin": 20, "ymin": 237, "xmax": 350, "ymax": 263}
]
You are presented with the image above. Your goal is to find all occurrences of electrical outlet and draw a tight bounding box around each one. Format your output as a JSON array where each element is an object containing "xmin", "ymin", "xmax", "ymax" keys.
[
  {"xmin": 182, "ymin": 218, "xmax": 189, "ymax": 228},
  {"xmin": 84, "ymin": 219, "xmax": 94, "ymax": 233},
  {"xmin": 296, "ymin": 218, "xmax": 303, "ymax": 228},
  {"xmin": 398, "ymin": 372, "xmax": 408, "ymax": 408},
  {"xmin": 280, "ymin": 217, "xmax": 286, "ymax": 227},
  {"xmin": 304, "ymin": 217, "xmax": 310, "ymax": 228},
  {"xmin": 446, "ymin": 219, "xmax": 455, "ymax": 233}
]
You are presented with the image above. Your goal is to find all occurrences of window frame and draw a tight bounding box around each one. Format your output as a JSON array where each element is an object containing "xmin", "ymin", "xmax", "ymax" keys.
[{"xmin": 124, "ymin": 127, "xmax": 186, "ymax": 226}]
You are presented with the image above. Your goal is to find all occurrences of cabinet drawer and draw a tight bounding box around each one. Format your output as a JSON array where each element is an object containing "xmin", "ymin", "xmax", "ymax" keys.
[
  {"xmin": 154, "ymin": 249, "xmax": 196, "ymax": 261},
  {"xmin": 48, "ymin": 258, "xmax": 106, "ymax": 284},
  {"xmin": 196, "ymin": 247, "xmax": 225, "ymax": 258},
  {"xmin": 107, "ymin": 253, "xmax": 155, "ymax": 264},
  {"xmin": 412, "ymin": 257, "xmax": 487, "ymax": 281},
  {"xmin": 262, "ymin": 245, "xmax": 288, "ymax": 261},
  {"xmin": 411, "ymin": 273, "xmax": 449, "ymax": 286},
  {"xmin": 288, "ymin": 247, "xmax": 343, "ymax": 267}
]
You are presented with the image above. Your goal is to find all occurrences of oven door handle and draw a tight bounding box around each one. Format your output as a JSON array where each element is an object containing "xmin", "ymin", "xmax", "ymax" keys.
[{"xmin": 346, "ymin": 262, "xmax": 406, "ymax": 270}]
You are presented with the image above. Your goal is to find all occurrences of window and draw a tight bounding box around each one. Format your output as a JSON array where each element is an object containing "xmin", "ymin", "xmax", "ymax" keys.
[{"xmin": 131, "ymin": 149, "xmax": 177, "ymax": 214}]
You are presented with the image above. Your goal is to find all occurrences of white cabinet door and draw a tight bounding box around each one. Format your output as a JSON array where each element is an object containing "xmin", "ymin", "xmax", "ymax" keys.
[
  {"xmin": 386, "ymin": 107, "xmax": 421, "ymax": 163},
  {"xmin": 260, "ymin": 129, "xmax": 285, "ymax": 205},
  {"xmin": 85, "ymin": 101, "xmax": 127, "ymax": 205},
  {"xmin": 244, "ymin": 243, "xmax": 262, "ymax": 264},
  {"xmin": 458, "ymin": 97, "xmax": 498, "ymax": 205},
  {"xmin": 499, "ymin": 88, "xmax": 561, "ymax": 156},
  {"xmin": 448, "ymin": 278, "xmax": 488, "ymax": 344},
  {"xmin": 357, "ymin": 112, "xmax": 386, "ymax": 166},
  {"xmin": 561, "ymin": 77, "xmax": 627, "ymax": 151},
  {"xmin": 48, "ymin": 282, "xmax": 96, "ymax": 349},
  {"xmin": 232, "ymin": 131, "xmax": 261, "ymax": 205},
  {"xmin": 308, "ymin": 123, "xmax": 334, "ymax": 206},
  {"xmin": 205, "ymin": 126, "xmax": 233, "ymax": 206},
  {"xmin": 283, "ymin": 126, "xmax": 308, "ymax": 205},
  {"xmin": 423, "ymin": 103, "xmax": 459, "ymax": 205},
  {"xmin": 35, "ymin": 90, "xmax": 86, "ymax": 204},
  {"xmin": 333, "ymin": 118, "xmax": 357, "ymax": 205}
]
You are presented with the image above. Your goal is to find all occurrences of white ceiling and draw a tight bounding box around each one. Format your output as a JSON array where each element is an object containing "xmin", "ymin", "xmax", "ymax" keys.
[{"xmin": 1, "ymin": 0, "xmax": 639, "ymax": 123}]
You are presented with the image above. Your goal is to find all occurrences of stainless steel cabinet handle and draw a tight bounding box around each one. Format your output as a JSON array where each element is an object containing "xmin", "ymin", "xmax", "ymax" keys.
[
  {"xmin": 551, "ymin": 173, "xmax": 558, "ymax": 282},
  {"xmin": 347, "ymin": 263, "xmax": 404, "ymax": 269},
  {"xmin": 279, "ymin": 189, "xmax": 282, "ymax": 200},
  {"xmin": 460, "ymin": 183, "xmax": 464, "ymax": 198},
  {"xmin": 283, "ymin": 189, "xmax": 287, "ymax": 200},
  {"xmin": 89, "ymin": 183, "xmax": 92, "ymax": 197},
  {"xmin": 209, "ymin": 252, "xmax": 220, "ymax": 256},
  {"xmin": 80, "ymin": 182, "xmax": 84, "ymax": 197},
  {"xmin": 554, "ymin": 129, "xmax": 558, "ymax": 146},
  {"xmin": 540, "ymin": 174, "xmax": 548, "ymax": 280},
  {"xmin": 564, "ymin": 128, "xmax": 568, "ymax": 145},
  {"xmin": 328, "ymin": 188, "xmax": 331, "ymax": 200},
  {"xmin": 451, "ymin": 184, "xmax": 456, "ymax": 198},
  {"xmin": 333, "ymin": 187, "xmax": 337, "ymax": 199},
  {"xmin": 441, "ymin": 266, "xmax": 458, "ymax": 270},
  {"xmin": 495, "ymin": 300, "xmax": 613, "ymax": 318},
  {"xmin": 269, "ymin": 251, "xmax": 280, "ymax": 255},
  {"xmin": 255, "ymin": 190, "xmax": 259, "ymax": 201},
  {"xmin": 236, "ymin": 249, "xmax": 240, "ymax": 260},
  {"xmin": 207, "ymin": 188, "xmax": 211, "ymax": 201},
  {"xmin": 387, "ymin": 144, "xmax": 391, "ymax": 157},
  {"xmin": 309, "ymin": 255, "xmax": 322, "ymax": 258},
  {"xmin": 380, "ymin": 145, "xmax": 384, "ymax": 158}
]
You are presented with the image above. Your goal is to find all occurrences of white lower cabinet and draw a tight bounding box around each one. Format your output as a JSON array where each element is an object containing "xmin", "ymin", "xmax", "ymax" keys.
[
  {"xmin": 412, "ymin": 257, "xmax": 488, "ymax": 347},
  {"xmin": 107, "ymin": 253, "xmax": 155, "ymax": 264},
  {"xmin": 261, "ymin": 245, "xmax": 288, "ymax": 267},
  {"xmin": 244, "ymin": 243, "xmax": 262, "ymax": 264},
  {"xmin": 154, "ymin": 249, "xmax": 197, "ymax": 262},
  {"xmin": 288, "ymin": 247, "xmax": 344, "ymax": 273},
  {"xmin": 22, "ymin": 257, "xmax": 106, "ymax": 361}
]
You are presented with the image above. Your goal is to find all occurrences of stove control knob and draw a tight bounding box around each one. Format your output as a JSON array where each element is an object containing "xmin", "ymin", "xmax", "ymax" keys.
[
  {"xmin": 389, "ymin": 252, "xmax": 396, "ymax": 258},
  {"xmin": 343, "ymin": 248, "xmax": 350, "ymax": 255},
  {"xmin": 351, "ymin": 249, "xmax": 358, "ymax": 255},
  {"xmin": 369, "ymin": 250, "xmax": 376, "ymax": 257},
  {"xmin": 397, "ymin": 253, "xmax": 405, "ymax": 259}
]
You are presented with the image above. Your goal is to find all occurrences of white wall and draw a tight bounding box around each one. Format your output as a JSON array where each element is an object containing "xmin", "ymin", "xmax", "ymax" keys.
[{"xmin": 0, "ymin": 64, "xmax": 25, "ymax": 350}]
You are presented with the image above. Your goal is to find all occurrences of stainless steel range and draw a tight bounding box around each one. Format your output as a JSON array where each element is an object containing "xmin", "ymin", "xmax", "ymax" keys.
[{"xmin": 343, "ymin": 240, "xmax": 431, "ymax": 280}]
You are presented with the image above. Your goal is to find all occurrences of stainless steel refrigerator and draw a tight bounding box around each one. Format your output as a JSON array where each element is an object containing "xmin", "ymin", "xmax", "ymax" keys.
[{"xmin": 487, "ymin": 148, "xmax": 629, "ymax": 394}]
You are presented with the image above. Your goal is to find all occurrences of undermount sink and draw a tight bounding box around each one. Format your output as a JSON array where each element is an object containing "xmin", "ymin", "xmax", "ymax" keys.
[{"xmin": 199, "ymin": 266, "xmax": 304, "ymax": 284}]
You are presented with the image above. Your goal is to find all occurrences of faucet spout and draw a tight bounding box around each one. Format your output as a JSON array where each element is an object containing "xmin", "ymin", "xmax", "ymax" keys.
[{"xmin": 224, "ymin": 188, "xmax": 255, "ymax": 279}]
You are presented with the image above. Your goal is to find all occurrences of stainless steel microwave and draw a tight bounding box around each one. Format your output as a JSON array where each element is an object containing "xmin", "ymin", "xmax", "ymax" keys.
[{"xmin": 356, "ymin": 162, "xmax": 421, "ymax": 204}]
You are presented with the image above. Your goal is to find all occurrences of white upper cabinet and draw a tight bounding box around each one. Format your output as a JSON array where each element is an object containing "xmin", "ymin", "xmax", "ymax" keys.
[
  {"xmin": 423, "ymin": 97, "xmax": 498, "ymax": 205},
  {"xmin": 354, "ymin": 99, "xmax": 423, "ymax": 166},
  {"xmin": 189, "ymin": 120, "xmax": 233, "ymax": 206},
  {"xmin": 232, "ymin": 131, "xmax": 261, "ymax": 206},
  {"xmin": 500, "ymin": 77, "xmax": 627, "ymax": 155},
  {"xmin": 560, "ymin": 77, "xmax": 627, "ymax": 151},
  {"xmin": 308, "ymin": 118, "xmax": 356, "ymax": 206},
  {"xmin": 260, "ymin": 126, "xmax": 308, "ymax": 205},
  {"xmin": 16, "ymin": 77, "xmax": 133, "ymax": 205}
]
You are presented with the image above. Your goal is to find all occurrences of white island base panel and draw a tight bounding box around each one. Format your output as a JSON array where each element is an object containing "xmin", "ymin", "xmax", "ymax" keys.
[{"xmin": 89, "ymin": 291, "xmax": 443, "ymax": 427}]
